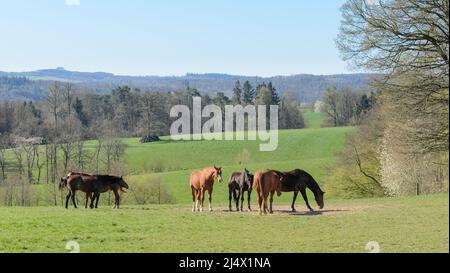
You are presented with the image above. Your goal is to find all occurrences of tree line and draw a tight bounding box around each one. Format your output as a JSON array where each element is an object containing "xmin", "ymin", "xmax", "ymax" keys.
[
  {"xmin": 0, "ymin": 80, "xmax": 304, "ymax": 182},
  {"xmin": 325, "ymin": 0, "xmax": 449, "ymax": 198}
]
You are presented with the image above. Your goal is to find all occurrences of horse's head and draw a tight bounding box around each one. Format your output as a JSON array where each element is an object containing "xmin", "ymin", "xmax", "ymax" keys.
[
  {"xmin": 243, "ymin": 169, "xmax": 254, "ymax": 187},
  {"xmin": 314, "ymin": 190, "xmax": 325, "ymax": 209},
  {"xmin": 118, "ymin": 176, "xmax": 129, "ymax": 192},
  {"xmin": 214, "ymin": 166, "xmax": 223, "ymax": 183},
  {"xmin": 59, "ymin": 176, "xmax": 68, "ymax": 190}
]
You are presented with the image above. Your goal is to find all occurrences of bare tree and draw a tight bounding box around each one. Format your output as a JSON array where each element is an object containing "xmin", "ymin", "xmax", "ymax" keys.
[
  {"xmin": 337, "ymin": 0, "xmax": 449, "ymax": 152},
  {"xmin": 44, "ymin": 82, "xmax": 63, "ymax": 205},
  {"xmin": 0, "ymin": 135, "xmax": 7, "ymax": 181},
  {"xmin": 35, "ymin": 145, "xmax": 44, "ymax": 184}
]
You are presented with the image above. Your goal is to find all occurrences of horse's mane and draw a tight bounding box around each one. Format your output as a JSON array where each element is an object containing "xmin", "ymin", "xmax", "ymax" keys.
[
  {"xmin": 96, "ymin": 175, "xmax": 121, "ymax": 183},
  {"xmin": 297, "ymin": 169, "xmax": 323, "ymax": 194}
]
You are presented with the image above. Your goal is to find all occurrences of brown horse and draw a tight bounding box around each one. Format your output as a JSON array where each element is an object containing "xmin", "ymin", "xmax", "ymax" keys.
[
  {"xmin": 190, "ymin": 166, "xmax": 223, "ymax": 212},
  {"xmin": 60, "ymin": 172, "xmax": 96, "ymax": 208},
  {"xmin": 253, "ymin": 169, "xmax": 282, "ymax": 215},
  {"xmin": 64, "ymin": 174, "xmax": 129, "ymax": 209},
  {"xmin": 64, "ymin": 174, "xmax": 97, "ymax": 209},
  {"xmin": 90, "ymin": 175, "xmax": 129, "ymax": 209}
]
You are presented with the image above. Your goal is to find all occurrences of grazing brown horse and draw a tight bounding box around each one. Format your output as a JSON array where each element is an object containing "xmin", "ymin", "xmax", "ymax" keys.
[
  {"xmin": 190, "ymin": 166, "xmax": 223, "ymax": 212},
  {"xmin": 253, "ymin": 169, "xmax": 282, "ymax": 215},
  {"xmin": 64, "ymin": 174, "xmax": 129, "ymax": 209},
  {"xmin": 278, "ymin": 169, "xmax": 325, "ymax": 212},
  {"xmin": 228, "ymin": 169, "xmax": 254, "ymax": 212}
]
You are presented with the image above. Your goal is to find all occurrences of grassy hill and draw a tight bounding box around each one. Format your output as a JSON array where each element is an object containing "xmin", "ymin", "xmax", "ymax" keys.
[{"xmin": 122, "ymin": 126, "xmax": 353, "ymax": 204}]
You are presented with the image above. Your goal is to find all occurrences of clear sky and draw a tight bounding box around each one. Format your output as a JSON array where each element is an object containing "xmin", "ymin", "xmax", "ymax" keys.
[{"xmin": 0, "ymin": 0, "xmax": 351, "ymax": 77}]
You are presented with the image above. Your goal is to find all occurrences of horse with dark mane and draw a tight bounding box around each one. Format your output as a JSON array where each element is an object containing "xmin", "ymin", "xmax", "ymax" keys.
[
  {"xmin": 278, "ymin": 169, "xmax": 325, "ymax": 212},
  {"xmin": 60, "ymin": 172, "xmax": 96, "ymax": 208},
  {"xmin": 228, "ymin": 169, "xmax": 254, "ymax": 212},
  {"xmin": 64, "ymin": 174, "xmax": 129, "ymax": 209},
  {"xmin": 90, "ymin": 175, "xmax": 129, "ymax": 209},
  {"xmin": 190, "ymin": 166, "xmax": 223, "ymax": 212}
]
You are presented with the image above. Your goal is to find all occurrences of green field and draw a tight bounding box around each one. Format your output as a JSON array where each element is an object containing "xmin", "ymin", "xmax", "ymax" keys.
[
  {"xmin": 303, "ymin": 111, "xmax": 324, "ymax": 129},
  {"xmin": 123, "ymin": 126, "xmax": 352, "ymax": 204},
  {"xmin": 0, "ymin": 194, "xmax": 447, "ymax": 253}
]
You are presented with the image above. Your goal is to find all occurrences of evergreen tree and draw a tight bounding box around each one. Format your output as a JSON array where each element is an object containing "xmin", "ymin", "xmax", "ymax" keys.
[
  {"xmin": 232, "ymin": 80, "xmax": 242, "ymax": 105},
  {"xmin": 73, "ymin": 97, "xmax": 89, "ymax": 127},
  {"xmin": 267, "ymin": 82, "xmax": 280, "ymax": 105},
  {"xmin": 242, "ymin": 81, "xmax": 254, "ymax": 105}
]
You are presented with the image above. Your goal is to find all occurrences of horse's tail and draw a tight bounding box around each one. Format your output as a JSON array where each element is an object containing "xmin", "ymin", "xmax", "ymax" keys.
[{"xmin": 253, "ymin": 173, "xmax": 263, "ymax": 200}]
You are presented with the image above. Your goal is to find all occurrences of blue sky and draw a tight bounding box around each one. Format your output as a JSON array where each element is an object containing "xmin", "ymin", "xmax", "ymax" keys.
[{"xmin": 0, "ymin": 0, "xmax": 352, "ymax": 76}]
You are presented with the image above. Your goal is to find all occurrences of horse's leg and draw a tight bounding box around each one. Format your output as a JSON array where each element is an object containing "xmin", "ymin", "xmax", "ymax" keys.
[
  {"xmin": 235, "ymin": 189, "xmax": 240, "ymax": 211},
  {"xmin": 269, "ymin": 191, "xmax": 275, "ymax": 214},
  {"xmin": 65, "ymin": 191, "xmax": 71, "ymax": 209},
  {"xmin": 228, "ymin": 187, "xmax": 233, "ymax": 211},
  {"xmin": 85, "ymin": 193, "xmax": 90, "ymax": 209},
  {"xmin": 240, "ymin": 189, "xmax": 244, "ymax": 212},
  {"xmin": 207, "ymin": 188, "xmax": 213, "ymax": 212},
  {"xmin": 113, "ymin": 189, "xmax": 120, "ymax": 209},
  {"xmin": 247, "ymin": 190, "xmax": 252, "ymax": 211},
  {"xmin": 291, "ymin": 191, "xmax": 299, "ymax": 212},
  {"xmin": 199, "ymin": 189, "xmax": 205, "ymax": 212},
  {"xmin": 191, "ymin": 188, "xmax": 197, "ymax": 212},
  {"xmin": 95, "ymin": 192, "xmax": 100, "ymax": 209},
  {"xmin": 196, "ymin": 190, "xmax": 201, "ymax": 212},
  {"xmin": 89, "ymin": 192, "xmax": 96, "ymax": 209},
  {"xmin": 263, "ymin": 194, "xmax": 268, "ymax": 215},
  {"xmin": 258, "ymin": 193, "xmax": 263, "ymax": 215},
  {"xmin": 71, "ymin": 190, "xmax": 77, "ymax": 209},
  {"xmin": 262, "ymin": 192, "xmax": 269, "ymax": 215},
  {"xmin": 300, "ymin": 188, "xmax": 314, "ymax": 212}
]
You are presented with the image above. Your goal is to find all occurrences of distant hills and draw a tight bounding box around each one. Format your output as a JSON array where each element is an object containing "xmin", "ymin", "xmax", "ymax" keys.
[{"xmin": 0, "ymin": 68, "xmax": 379, "ymax": 102}]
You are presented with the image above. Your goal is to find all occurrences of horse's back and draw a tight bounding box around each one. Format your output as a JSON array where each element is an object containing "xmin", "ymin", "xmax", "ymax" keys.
[
  {"xmin": 253, "ymin": 169, "xmax": 268, "ymax": 195},
  {"xmin": 228, "ymin": 172, "xmax": 241, "ymax": 188},
  {"xmin": 190, "ymin": 171, "xmax": 201, "ymax": 189},
  {"xmin": 258, "ymin": 170, "xmax": 282, "ymax": 194}
]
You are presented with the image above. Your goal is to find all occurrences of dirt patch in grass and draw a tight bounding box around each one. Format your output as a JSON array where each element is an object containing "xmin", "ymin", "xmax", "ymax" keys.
[{"xmin": 180, "ymin": 203, "xmax": 386, "ymax": 216}]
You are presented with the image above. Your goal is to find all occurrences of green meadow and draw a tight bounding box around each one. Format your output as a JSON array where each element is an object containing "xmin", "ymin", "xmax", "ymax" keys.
[
  {"xmin": 0, "ymin": 112, "xmax": 448, "ymax": 253},
  {"xmin": 0, "ymin": 194, "xmax": 447, "ymax": 253}
]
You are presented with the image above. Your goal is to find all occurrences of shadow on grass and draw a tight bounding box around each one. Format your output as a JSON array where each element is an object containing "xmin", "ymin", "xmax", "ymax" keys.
[{"xmin": 219, "ymin": 208, "xmax": 351, "ymax": 216}]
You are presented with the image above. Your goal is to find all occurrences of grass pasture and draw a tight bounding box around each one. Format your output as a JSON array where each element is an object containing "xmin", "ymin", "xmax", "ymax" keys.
[
  {"xmin": 0, "ymin": 194, "xmax": 447, "ymax": 253},
  {"xmin": 0, "ymin": 113, "xmax": 448, "ymax": 253}
]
